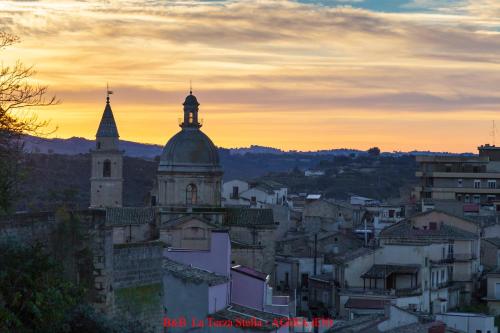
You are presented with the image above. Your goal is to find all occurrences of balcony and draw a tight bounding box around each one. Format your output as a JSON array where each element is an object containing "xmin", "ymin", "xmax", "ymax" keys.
[
  {"xmin": 341, "ymin": 286, "xmax": 422, "ymax": 297},
  {"xmin": 432, "ymin": 253, "xmax": 477, "ymax": 264},
  {"xmin": 395, "ymin": 285, "xmax": 422, "ymax": 297}
]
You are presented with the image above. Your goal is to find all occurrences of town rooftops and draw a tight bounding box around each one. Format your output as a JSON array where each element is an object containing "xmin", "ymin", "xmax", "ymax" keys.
[
  {"xmin": 380, "ymin": 217, "xmax": 477, "ymax": 242},
  {"xmin": 325, "ymin": 247, "xmax": 375, "ymax": 265},
  {"xmin": 224, "ymin": 208, "xmax": 275, "ymax": 227},
  {"xmin": 255, "ymin": 180, "xmax": 285, "ymax": 190},
  {"xmin": 231, "ymin": 265, "xmax": 268, "ymax": 281},
  {"xmin": 212, "ymin": 304, "xmax": 287, "ymax": 331},
  {"xmin": 163, "ymin": 258, "xmax": 228, "ymax": 286},
  {"xmin": 361, "ymin": 264, "xmax": 420, "ymax": 279},
  {"xmin": 344, "ymin": 298, "xmax": 389, "ymax": 310},
  {"xmin": 105, "ymin": 207, "xmax": 156, "ymax": 226}
]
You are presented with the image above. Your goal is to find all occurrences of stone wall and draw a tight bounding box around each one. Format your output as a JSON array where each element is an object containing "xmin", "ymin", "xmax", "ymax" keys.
[{"xmin": 112, "ymin": 241, "xmax": 164, "ymax": 332}]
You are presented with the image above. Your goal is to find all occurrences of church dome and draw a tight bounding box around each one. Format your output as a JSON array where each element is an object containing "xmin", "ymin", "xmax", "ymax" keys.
[
  {"xmin": 159, "ymin": 128, "xmax": 220, "ymax": 167},
  {"xmin": 158, "ymin": 92, "xmax": 222, "ymax": 173}
]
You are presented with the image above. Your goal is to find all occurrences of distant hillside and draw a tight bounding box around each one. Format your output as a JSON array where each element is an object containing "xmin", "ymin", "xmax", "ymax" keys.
[
  {"xmin": 13, "ymin": 136, "xmax": 472, "ymax": 211},
  {"xmin": 22, "ymin": 136, "xmax": 163, "ymax": 159},
  {"xmin": 21, "ymin": 135, "xmax": 474, "ymax": 158}
]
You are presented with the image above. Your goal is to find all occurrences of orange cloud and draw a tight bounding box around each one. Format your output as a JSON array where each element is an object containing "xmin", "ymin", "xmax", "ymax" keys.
[{"xmin": 0, "ymin": 0, "xmax": 499, "ymax": 152}]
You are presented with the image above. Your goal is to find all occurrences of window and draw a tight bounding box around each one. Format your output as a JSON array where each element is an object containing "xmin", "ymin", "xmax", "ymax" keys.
[
  {"xmin": 103, "ymin": 160, "xmax": 111, "ymax": 177},
  {"xmin": 97, "ymin": 141, "xmax": 101, "ymax": 149},
  {"xmin": 474, "ymin": 179, "xmax": 481, "ymax": 188},
  {"xmin": 301, "ymin": 273, "xmax": 309, "ymax": 288},
  {"xmin": 188, "ymin": 112, "xmax": 194, "ymax": 124},
  {"xmin": 186, "ymin": 184, "xmax": 197, "ymax": 205},
  {"xmin": 495, "ymin": 283, "xmax": 500, "ymax": 299},
  {"xmin": 465, "ymin": 194, "xmax": 470, "ymax": 203},
  {"xmin": 457, "ymin": 179, "xmax": 463, "ymax": 187},
  {"xmin": 231, "ymin": 186, "xmax": 239, "ymax": 199},
  {"xmin": 251, "ymin": 196, "xmax": 257, "ymax": 204},
  {"xmin": 441, "ymin": 269, "xmax": 445, "ymax": 282},
  {"xmin": 388, "ymin": 210, "xmax": 395, "ymax": 218},
  {"xmin": 429, "ymin": 222, "xmax": 437, "ymax": 230},
  {"xmin": 488, "ymin": 180, "xmax": 497, "ymax": 189},
  {"xmin": 473, "ymin": 195, "xmax": 481, "ymax": 204}
]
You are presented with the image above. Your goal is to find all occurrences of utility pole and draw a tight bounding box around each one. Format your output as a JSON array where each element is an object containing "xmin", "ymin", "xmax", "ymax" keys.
[{"xmin": 314, "ymin": 233, "xmax": 318, "ymax": 275}]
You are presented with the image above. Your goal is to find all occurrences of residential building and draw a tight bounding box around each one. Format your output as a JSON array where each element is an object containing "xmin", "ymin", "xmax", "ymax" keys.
[
  {"xmin": 277, "ymin": 230, "xmax": 363, "ymax": 257},
  {"xmin": 302, "ymin": 199, "xmax": 363, "ymax": 232},
  {"xmin": 413, "ymin": 145, "xmax": 500, "ymax": 215},
  {"xmin": 275, "ymin": 255, "xmax": 324, "ymax": 313},
  {"xmin": 481, "ymin": 238, "xmax": 500, "ymax": 270},
  {"xmin": 379, "ymin": 210, "xmax": 481, "ymax": 306},
  {"xmin": 484, "ymin": 267, "xmax": 500, "ymax": 316},
  {"xmin": 222, "ymin": 180, "xmax": 288, "ymax": 208},
  {"xmin": 231, "ymin": 265, "xmax": 292, "ymax": 316},
  {"xmin": 224, "ymin": 208, "xmax": 277, "ymax": 275}
]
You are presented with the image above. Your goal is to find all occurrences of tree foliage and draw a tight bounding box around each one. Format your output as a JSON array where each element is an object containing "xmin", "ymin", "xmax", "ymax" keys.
[
  {"xmin": 0, "ymin": 242, "xmax": 82, "ymax": 333},
  {"xmin": 0, "ymin": 241, "xmax": 154, "ymax": 333},
  {"xmin": 0, "ymin": 31, "xmax": 57, "ymax": 213}
]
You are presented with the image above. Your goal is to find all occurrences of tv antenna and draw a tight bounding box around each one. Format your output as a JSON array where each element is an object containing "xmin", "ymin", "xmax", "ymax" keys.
[{"xmin": 492, "ymin": 120, "xmax": 497, "ymax": 146}]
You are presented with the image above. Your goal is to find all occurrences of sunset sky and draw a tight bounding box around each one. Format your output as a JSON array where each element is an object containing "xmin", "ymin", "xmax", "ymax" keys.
[{"xmin": 1, "ymin": 0, "xmax": 500, "ymax": 152}]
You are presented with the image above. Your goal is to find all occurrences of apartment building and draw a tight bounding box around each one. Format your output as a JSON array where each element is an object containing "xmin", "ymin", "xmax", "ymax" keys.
[{"xmin": 413, "ymin": 145, "xmax": 500, "ymax": 213}]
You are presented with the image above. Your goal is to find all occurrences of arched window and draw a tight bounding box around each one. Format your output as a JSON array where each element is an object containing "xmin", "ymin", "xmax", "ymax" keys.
[
  {"xmin": 186, "ymin": 184, "xmax": 197, "ymax": 205},
  {"xmin": 103, "ymin": 160, "xmax": 111, "ymax": 177},
  {"xmin": 188, "ymin": 112, "xmax": 194, "ymax": 124}
]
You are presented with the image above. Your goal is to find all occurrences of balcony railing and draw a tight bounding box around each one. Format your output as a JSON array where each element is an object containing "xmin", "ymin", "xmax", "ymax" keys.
[
  {"xmin": 432, "ymin": 253, "xmax": 477, "ymax": 265},
  {"xmin": 342, "ymin": 286, "xmax": 421, "ymax": 297}
]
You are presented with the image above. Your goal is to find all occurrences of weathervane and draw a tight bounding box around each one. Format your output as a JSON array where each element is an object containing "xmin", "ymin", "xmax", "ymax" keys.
[
  {"xmin": 106, "ymin": 83, "xmax": 114, "ymax": 103},
  {"xmin": 189, "ymin": 80, "xmax": 192, "ymax": 95}
]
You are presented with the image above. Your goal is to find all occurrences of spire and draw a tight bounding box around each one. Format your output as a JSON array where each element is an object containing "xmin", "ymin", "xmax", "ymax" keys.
[{"xmin": 96, "ymin": 89, "xmax": 119, "ymax": 137}]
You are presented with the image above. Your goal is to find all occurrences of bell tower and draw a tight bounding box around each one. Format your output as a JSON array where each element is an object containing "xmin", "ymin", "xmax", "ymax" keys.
[{"xmin": 90, "ymin": 91, "xmax": 123, "ymax": 208}]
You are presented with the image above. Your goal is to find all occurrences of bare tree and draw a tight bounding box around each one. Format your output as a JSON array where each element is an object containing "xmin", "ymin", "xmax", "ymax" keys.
[{"xmin": 0, "ymin": 31, "xmax": 58, "ymax": 213}]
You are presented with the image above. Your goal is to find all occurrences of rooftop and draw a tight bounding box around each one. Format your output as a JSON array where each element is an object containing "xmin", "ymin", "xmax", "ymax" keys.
[
  {"xmin": 484, "ymin": 237, "xmax": 500, "ymax": 248},
  {"xmin": 380, "ymin": 219, "xmax": 476, "ymax": 242},
  {"xmin": 325, "ymin": 247, "xmax": 375, "ymax": 265},
  {"xmin": 231, "ymin": 265, "xmax": 268, "ymax": 281},
  {"xmin": 163, "ymin": 258, "xmax": 228, "ymax": 286},
  {"xmin": 212, "ymin": 304, "xmax": 287, "ymax": 331},
  {"xmin": 106, "ymin": 207, "xmax": 156, "ymax": 226},
  {"xmin": 161, "ymin": 215, "xmax": 216, "ymax": 229},
  {"xmin": 344, "ymin": 298, "xmax": 389, "ymax": 310},
  {"xmin": 224, "ymin": 208, "xmax": 275, "ymax": 227}
]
